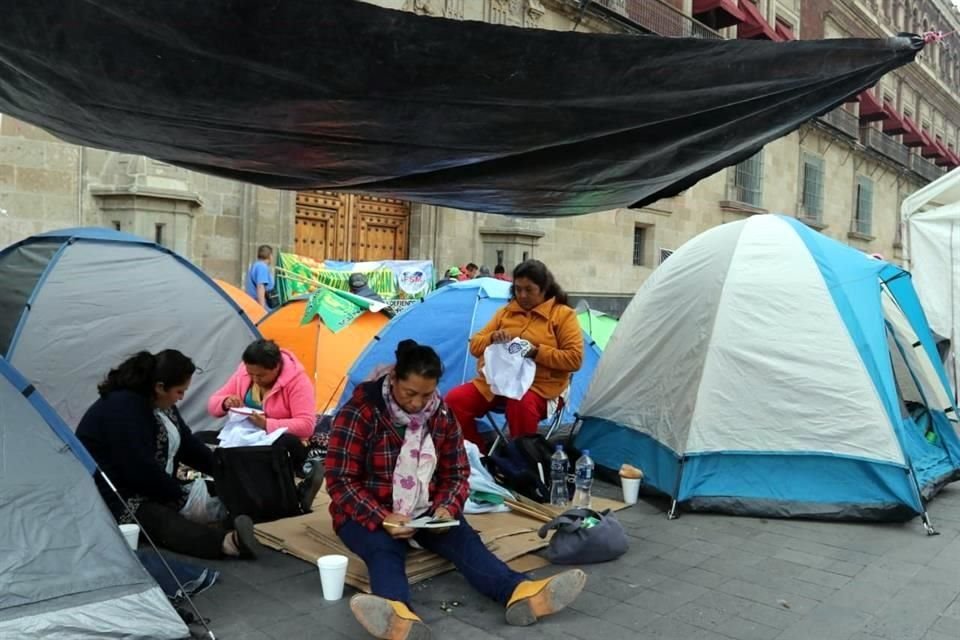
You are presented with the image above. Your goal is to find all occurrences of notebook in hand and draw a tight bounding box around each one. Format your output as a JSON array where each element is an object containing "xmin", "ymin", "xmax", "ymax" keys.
[
  {"xmin": 408, "ymin": 516, "xmax": 460, "ymax": 529},
  {"xmin": 384, "ymin": 517, "xmax": 460, "ymax": 529}
]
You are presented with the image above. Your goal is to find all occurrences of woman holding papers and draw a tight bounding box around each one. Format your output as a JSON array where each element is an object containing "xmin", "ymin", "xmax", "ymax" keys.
[
  {"xmin": 445, "ymin": 259, "xmax": 584, "ymax": 450},
  {"xmin": 326, "ymin": 339, "xmax": 585, "ymax": 640},
  {"xmin": 208, "ymin": 338, "xmax": 316, "ymax": 439},
  {"xmin": 208, "ymin": 338, "xmax": 322, "ymax": 512},
  {"xmin": 77, "ymin": 350, "xmax": 262, "ymax": 559}
]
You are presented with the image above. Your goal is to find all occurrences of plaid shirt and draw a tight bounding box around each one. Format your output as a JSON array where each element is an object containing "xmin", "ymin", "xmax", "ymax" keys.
[{"xmin": 325, "ymin": 379, "xmax": 470, "ymax": 532}]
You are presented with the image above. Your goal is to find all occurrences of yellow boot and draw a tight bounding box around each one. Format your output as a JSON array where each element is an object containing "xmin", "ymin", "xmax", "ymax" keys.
[
  {"xmin": 350, "ymin": 594, "xmax": 432, "ymax": 640},
  {"xmin": 505, "ymin": 569, "xmax": 587, "ymax": 626}
]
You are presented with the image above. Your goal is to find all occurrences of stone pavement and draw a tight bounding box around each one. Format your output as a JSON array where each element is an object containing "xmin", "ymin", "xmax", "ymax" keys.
[{"xmin": 193, "ymin": 482, "xmax": 960, "ymax": 640}]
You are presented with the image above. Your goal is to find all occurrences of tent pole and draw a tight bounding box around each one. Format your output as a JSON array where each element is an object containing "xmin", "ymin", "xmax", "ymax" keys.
[
  {"xmin": 99, "ymin": 470, "xmax": 217, "ymax": 640},
  {"xmin": 667, "ymin": 500, "xmax": 679, "ymax": 520},
  {"xmin": 902, "ymin": 467, "xmax": 940, "ymax": 537},
  {"xmin": 921, "ymin": 510, "xmax": 939, "ymax": 537},
  {"xmin": 667, "ymin": 457, "xmax": 686, "ymax": 520}
]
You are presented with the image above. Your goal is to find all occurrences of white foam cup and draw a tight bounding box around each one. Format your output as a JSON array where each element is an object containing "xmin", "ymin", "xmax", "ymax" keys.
[
  {"xmin": 119, "ymin": 524, "xmax": 140, "ymax": 550},
  {"xmin": 317, "ymin": 554, "xmax": 349, "ymax": 601},
  {"xmin": 620, "ymin": 476, "xmax": 642, "ymax": 505}
]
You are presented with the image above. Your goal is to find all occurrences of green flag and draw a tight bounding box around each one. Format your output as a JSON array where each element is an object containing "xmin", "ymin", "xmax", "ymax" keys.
[{"xmin": 300, "ymin": 285, "xmax": 386, "ymax": 333}]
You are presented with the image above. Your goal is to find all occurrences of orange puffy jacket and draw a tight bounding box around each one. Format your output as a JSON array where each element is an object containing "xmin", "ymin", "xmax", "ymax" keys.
[{"xmin": 469, "ymin": 297, "xmax": 583, "ymax": 401}]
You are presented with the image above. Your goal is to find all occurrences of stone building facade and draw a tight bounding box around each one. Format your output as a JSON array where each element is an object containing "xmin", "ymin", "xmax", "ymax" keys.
[
  {"xmin": 0, "ymin": 117, "xmax": 293, "ymax": 283},
  {"xmin": 1, "ymin": 0, "xmax": 958, "ymax": 312}
]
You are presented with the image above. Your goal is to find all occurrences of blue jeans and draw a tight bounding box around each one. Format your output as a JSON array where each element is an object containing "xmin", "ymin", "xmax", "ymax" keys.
[{"xmin": 337, "ymin": 517, "xmax": 526, "ymax": 607}]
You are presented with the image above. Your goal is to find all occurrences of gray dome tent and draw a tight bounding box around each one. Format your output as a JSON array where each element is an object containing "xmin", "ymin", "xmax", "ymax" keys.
[
  {"xmin": 0, "ymin": 228, "xmax": 260, "ymax": 431},
  {"xmin": 0, "ymin": 356, "xmax": 187, "ymax": 638}
]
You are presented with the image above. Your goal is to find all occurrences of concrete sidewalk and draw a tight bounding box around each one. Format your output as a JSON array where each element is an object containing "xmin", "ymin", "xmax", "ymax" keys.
[{"xmin": 192, "ymin": 482, "xmax": 960, "ymax": 639}]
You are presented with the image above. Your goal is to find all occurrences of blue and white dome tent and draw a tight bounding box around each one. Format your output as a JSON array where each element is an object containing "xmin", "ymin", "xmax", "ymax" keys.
[
  {"xmin": 576, "ymin": 214, "xmax": 960, "ymax": 527},
  {"xmin": 0, "ymin": 356, "xmax": 187, "ymax": 638},
  {"xmin": 0, "ymin": 227, "xmax": 260, "ymax": 432}
]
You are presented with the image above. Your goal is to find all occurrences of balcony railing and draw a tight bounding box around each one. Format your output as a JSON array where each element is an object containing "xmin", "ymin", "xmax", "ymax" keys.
[
  {"xmin": 861, "ymin": 127, "xmax": 909, "ymax": 167},
  {"xmin": 910, "ymin": 154, "xmax": 945, "ymax": 182},
  {"xmin": 591, "ymin": 0, "xmax": 723, "ymax": 39},
  {"xmin": 817, "ymin": 108, "xmax": 859, "ymax": 140}
]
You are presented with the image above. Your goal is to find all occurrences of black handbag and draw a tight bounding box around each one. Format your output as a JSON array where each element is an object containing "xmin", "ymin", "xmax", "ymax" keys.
[
  {"xmin": 212, "ymin": 444, "xmax": 301, "ymax": 523},
  {"xmin": 537, "ymin": 508, "xmax": 629, "ymax": 564}
]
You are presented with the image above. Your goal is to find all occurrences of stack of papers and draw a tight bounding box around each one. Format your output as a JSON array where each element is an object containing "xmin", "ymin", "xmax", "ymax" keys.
[{"xmin": 217, "ymin": 409, "xmax": 287, "ymax": 448}]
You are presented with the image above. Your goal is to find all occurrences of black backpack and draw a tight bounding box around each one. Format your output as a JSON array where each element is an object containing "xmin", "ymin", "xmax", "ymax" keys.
[
  {"xmin": 483, "ymin": 434, "xmax": 564, "ymax": 503},
  {"xmin": 212, "ymin": 444, "xmax": 302, "ymax": 523}
]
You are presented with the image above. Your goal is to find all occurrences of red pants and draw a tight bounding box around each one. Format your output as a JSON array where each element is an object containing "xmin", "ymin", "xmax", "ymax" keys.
[{"xmin": 445, "ymin": 382, "xmax": 547, "ymax": 449}]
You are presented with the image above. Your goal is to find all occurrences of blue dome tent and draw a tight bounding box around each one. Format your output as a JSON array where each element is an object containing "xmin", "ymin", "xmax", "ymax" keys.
[{"xmin": 342, "ymin": 279, "xmax": 601, "ymax": 427}]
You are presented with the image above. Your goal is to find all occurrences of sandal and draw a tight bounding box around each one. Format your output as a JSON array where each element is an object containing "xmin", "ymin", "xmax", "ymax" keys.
[{"xmin": 232, "ymin": 515, "xmax": 262, "ymax": 559}]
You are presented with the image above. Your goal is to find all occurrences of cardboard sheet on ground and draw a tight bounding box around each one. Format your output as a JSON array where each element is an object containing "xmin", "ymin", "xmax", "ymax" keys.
[{"xmin": 255, "ymin": 490, "xmax": 627, "ymax": 591}]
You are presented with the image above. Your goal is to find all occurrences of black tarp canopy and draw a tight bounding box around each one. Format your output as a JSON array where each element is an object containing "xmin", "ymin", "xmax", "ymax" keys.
[{"xmin": 0, "ymin": 0, "xmax": 921, "ymax": 216}]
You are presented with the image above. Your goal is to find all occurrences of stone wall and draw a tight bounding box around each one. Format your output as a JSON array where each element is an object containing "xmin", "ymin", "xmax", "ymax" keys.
[
  {"xmin": 0, "ymin": 115, "xmax": 80, "ymax": 246},
  {"xmin": 0, "ymin": 115, "xmax": 293, "ymax": 286}
]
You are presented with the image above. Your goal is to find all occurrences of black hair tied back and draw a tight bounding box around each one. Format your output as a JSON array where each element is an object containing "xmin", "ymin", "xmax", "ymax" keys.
[{"xmin": 394, "ymin": 339, "xmax": 444, "ymax": 381}]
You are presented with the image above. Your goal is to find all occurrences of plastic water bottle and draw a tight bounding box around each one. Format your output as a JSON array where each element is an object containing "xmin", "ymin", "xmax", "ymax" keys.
[
  {"xmin": 572, "ymin": 450, "xmax": 595, "ymax": 508},
  {"xmin": 549, "ymin": 445, "xmax": 569, "ymax": 508}
]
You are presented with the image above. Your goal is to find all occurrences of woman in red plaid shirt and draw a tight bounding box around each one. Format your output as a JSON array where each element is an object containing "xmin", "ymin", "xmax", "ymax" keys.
[{"xmin": 326, "ymin": 340, "xmax": 586, "ymax": 640}]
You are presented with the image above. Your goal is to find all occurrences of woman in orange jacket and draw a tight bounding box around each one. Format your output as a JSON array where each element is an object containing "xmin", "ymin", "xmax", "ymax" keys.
[{"xmin": 445, "ymin": 260, "xmax": 583, "ymax": 449}]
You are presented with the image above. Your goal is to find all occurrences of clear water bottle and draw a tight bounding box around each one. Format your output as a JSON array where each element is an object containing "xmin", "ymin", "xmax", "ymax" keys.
[
  {"xmin": 572, "ymin": 449, "xmax": 595, "ymax": 508},
  {"xmin": 549, "ymin": 445, "xmax": 569, "ymax": 508}
]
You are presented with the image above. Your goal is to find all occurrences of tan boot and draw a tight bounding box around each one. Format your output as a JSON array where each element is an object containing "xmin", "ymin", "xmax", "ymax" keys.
[
  {"xmin": 504, "ymin": 569, "xmax": 587, "ymax": 626},
  {"xmin": 350, "ymin": 594, "xmax": 432, "ymax": 640}
]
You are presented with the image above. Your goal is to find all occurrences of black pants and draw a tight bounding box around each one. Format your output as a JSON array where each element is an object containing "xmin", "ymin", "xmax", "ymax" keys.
[{"xmin": 137, "ymin": 501, "xmax": 227, "ymax": 560}]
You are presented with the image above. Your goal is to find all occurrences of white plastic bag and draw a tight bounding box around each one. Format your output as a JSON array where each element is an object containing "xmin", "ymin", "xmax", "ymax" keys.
[
  {"xmin": 463, "ymin": 441, "xmax": 512, "ymax": 514},
  {"xmin": 482, "ymin": 339, "xmax": 536, "ymax": 400},
  {"xmin": 179, "ymin": 478, "xmax": 227, "ymax": 525}
]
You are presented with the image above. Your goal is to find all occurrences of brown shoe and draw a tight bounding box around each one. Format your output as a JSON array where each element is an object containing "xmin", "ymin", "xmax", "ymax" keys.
[
  {"xmin": 350, "ymin": 594, "xmax": 431, "ymax": 640},
  {"xmin": 505, "ymin": 569, "xmax": 587, "ymax": 626}
]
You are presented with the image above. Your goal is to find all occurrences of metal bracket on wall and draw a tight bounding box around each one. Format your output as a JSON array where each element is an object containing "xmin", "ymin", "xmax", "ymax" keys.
[
  {"xmin": 852, "ymin": 153, "xmax": 867, "ymax": 173},
  {"xmin": 838, "ymin": 146, "xmax": 854, "ymax": 167},
  {"xmin": 817, "ymin": 137, "xmax": 836, "ymax": 157}
]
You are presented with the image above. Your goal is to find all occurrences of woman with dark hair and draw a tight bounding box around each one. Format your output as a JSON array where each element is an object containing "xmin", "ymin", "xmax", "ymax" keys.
[
  {"xmin": 445, "ymin": 259, "xmax": 584, "ymax": 448},
  {"xmin": 76, "ymin": 350, "xmax": 261, "ymax": 559},
  {"xmin": 327, "ymin": 339, "xmax": 585, "ymax": 639},
  {"xmin": 208, "ymin": 338, "xmax": 322, "ymax": 510}
]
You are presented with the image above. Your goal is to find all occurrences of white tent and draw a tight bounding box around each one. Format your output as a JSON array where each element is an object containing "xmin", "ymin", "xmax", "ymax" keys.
[
  {"xmin": 576, "ymin": 214, "xmax": 960, "ymax": 522},
  {"xmin": 903, "ymin": 167, "xmax": 960, "ymax": 393}
]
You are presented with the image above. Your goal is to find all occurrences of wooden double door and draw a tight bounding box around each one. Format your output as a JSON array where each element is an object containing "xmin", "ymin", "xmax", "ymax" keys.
[{"xmin": 294, "ymin": 191, "xmax": 410, "ymax": 262}]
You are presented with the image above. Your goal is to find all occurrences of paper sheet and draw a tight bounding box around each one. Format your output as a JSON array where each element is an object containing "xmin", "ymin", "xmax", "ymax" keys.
[{"xmin": 218, "ymin": 411, "xmax": 287, "ymax": 448}]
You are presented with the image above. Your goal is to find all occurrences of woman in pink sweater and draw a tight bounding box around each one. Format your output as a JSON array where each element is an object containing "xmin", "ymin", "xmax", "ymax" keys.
[{"xmin": 208, "ymin": 339, "xmax": 322, "ymax": 511}]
